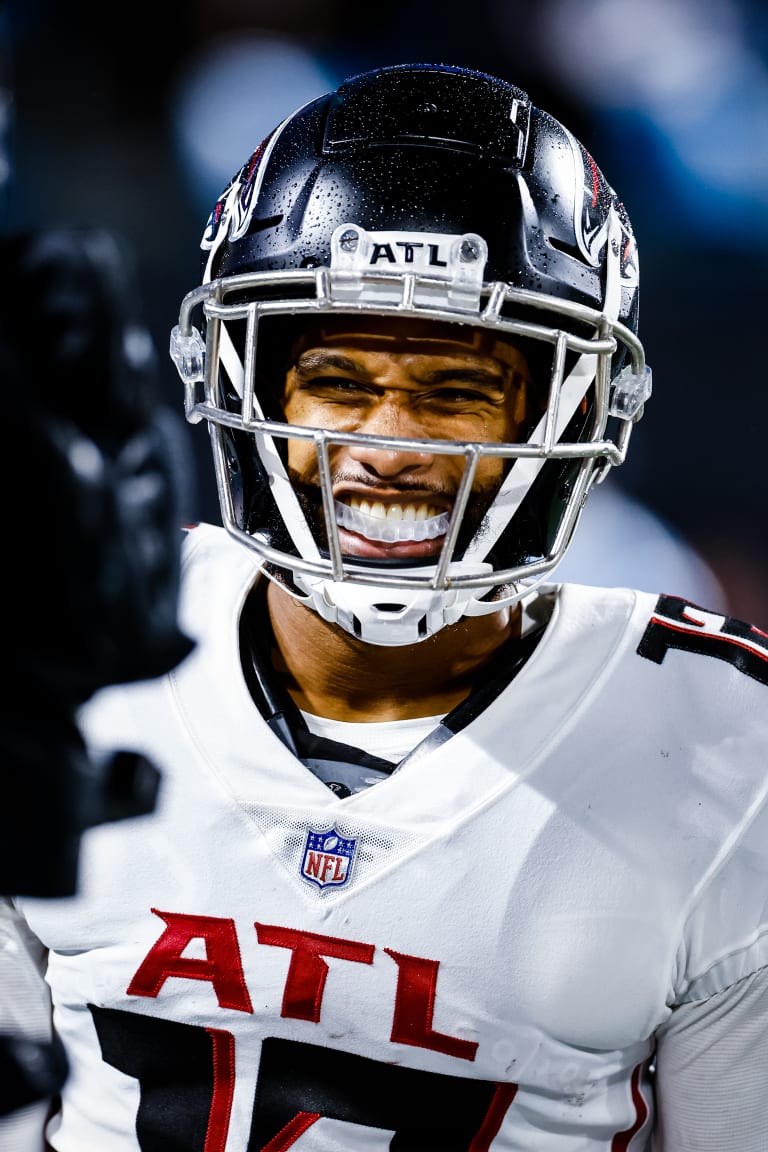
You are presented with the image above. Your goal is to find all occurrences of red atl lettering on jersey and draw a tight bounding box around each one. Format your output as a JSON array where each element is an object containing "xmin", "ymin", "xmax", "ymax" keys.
[
  {"xmin": 127, "ymin": 909, "xmax": 253, "ymax": 1012},
  {"xmin": 254, "ymin": 924, "xmax": 375, "ymax": 1021},
  {"xmin": 127, "ymin": 912, "xmax": 477, "ymax": 1060},
  {"xmin": 386, "ymin": 949, "xmax": 477, "ymax": 1060}
]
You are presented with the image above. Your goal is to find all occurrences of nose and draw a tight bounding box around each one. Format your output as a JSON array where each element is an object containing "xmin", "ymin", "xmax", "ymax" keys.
[{"xmin": 346, "ymin": 396, "xmax": 433, "ymax": 476}]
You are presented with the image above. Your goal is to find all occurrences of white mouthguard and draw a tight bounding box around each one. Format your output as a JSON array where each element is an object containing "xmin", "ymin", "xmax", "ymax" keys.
[{"xmin": 334, "ymin": 500, "xmax": 450, "ymax": 543}]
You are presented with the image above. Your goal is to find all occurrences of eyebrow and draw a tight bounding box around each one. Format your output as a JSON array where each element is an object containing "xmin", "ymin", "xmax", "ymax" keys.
[
  {"xmin": 420, "ymin": 367, "xmax": 507, "ymax": 390},
  {"xmin": 293, "ymin": 350, "xmax": 368, "ymax": 378},
  {"xmin": 292, "ymin": 350, "xmax": 509, "ymax": 389}
]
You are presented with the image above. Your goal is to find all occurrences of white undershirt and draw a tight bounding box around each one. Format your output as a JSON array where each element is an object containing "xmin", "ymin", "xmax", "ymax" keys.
[{"xmin": 300, "ymin": 711, "xmax": 445, "ymax": 763}]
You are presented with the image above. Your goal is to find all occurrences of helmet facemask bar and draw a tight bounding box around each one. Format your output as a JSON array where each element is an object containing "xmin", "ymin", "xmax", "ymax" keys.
[{"xmin": 173, "ymin": 269, "xmax": 646, "ymax": 608}]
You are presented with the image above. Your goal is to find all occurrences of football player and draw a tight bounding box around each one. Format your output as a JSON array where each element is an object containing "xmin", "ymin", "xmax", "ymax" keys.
[{"xmin": 3, "ymin": 63, "xmax": 768, "ymax": 1151}]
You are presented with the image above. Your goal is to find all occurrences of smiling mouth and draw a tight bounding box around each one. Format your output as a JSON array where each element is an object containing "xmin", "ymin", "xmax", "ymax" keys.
[{"xmin": 334, "ymin": 497, "xmax": 450, "ymax": 543}]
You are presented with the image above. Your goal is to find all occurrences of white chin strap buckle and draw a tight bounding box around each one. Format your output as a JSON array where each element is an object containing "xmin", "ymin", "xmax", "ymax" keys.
[{"xmin": 295, "ymin": 562, "xmax": 496, "ymax": 647}]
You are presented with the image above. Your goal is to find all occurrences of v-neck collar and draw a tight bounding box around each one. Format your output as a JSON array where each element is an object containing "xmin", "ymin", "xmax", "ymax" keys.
[{"xmin": 239, "ymin": 588, "xmax": 550, "ymax": 794}]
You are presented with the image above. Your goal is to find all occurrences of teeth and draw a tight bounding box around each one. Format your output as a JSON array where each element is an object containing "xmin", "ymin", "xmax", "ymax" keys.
[
  {"xmin": 349, "ymin": 496, "xmax": 440, "ymax": 521},
  {"xmin": 336, "ymin": 500, "xmax": 450, "ymax": 543}
]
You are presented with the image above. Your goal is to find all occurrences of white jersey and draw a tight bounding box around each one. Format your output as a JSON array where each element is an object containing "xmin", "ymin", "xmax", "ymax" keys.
[{"xmin": 9, "ymin": 522, "xmax": 768, "ymax": 1151}]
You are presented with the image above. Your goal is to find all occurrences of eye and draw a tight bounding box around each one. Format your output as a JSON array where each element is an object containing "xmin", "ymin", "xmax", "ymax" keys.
[
  {"xmin": 422, "ymin": 384, "xmax": 505, "ymax": 409},
  {"xmin": 434, "ymin": 385, "xmax": 491, "ymax": 401},
  {"xmin": 298, "ymin": 375, "xmax": 374, "ymax": 401}
]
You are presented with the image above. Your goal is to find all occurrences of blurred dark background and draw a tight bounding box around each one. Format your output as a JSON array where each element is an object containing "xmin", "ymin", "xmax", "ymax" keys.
[{"xmin": 3, "ymin": 0, "xmax": 767, "ymax": 623}]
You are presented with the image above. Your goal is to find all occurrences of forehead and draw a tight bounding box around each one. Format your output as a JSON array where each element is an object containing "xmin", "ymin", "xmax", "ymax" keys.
[{"xmin": 286, "ymin": 315, "xmax": 531, "ymax": 374}]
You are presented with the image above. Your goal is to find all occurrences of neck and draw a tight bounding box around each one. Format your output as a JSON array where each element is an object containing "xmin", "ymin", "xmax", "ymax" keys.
[{"xmin": 264, "ymin": 580, "xmax": 522, "ymax": 722}]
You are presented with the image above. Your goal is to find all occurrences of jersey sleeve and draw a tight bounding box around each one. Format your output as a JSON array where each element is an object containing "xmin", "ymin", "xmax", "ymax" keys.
[
  {"xmin": 0, "ymin": 897, "xmax": 53, "ymax": 1151},
  {"xmin": 0, "ymin": 897, "xmax": 51, "ymax": 1040},
  {"xmin": 653, "ymin": 964, "xmax": 768, "ymax": 1151}
]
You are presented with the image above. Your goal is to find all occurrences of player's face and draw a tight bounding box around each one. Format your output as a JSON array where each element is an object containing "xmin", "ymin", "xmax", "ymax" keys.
[{"xmin": 281, "ymin": 316, "xmax": 535, "ymax": 561}]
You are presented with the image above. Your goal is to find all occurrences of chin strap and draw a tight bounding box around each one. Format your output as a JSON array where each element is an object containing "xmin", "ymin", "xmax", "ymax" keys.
[{"xmin": 292, "ymin": 557, "xmax": 501, "ymax": 646}]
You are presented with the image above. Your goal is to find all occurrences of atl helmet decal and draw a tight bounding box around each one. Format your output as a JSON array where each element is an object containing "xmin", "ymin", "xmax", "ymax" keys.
[{"xmin": 301, "ymin": 828, "xmax": 358, "ymax": 890}]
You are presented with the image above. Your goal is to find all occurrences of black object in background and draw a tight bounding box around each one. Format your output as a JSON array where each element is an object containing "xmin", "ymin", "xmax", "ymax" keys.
[
  {"xmin": 0, "ymin": 227, "xmax": 195, "ymax": 1119},
  {"xmin": 0, "ymin": 227, "xmax": 194, "ymax": 900}
]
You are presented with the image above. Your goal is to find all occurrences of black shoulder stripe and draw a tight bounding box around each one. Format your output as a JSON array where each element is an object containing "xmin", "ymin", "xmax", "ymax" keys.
[{"xmin": 637, "ymin": 594, "xmax": 768, "ymax": 687}]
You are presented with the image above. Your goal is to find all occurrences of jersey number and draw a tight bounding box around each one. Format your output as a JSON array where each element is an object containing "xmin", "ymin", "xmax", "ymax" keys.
[
  {"xmin": 90, "ymin": 1006, "xmax": 516, "ymax": 1151},
  {"xmin": 638, "ymin": 595, "xmax": 768, "ymax": 685}
]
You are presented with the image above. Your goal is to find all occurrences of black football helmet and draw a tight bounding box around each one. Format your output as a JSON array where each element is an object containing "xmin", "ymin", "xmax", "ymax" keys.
[{"xmin": 171, "ymin": 63, "xmax": 651, "ymax": 645}]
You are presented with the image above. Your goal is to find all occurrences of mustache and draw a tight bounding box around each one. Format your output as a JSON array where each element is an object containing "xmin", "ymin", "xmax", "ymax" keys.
[
  {"xmin": 320, "ymin": 468, "xmax": 456, "ymax": 499},
  {"xmin": 285, "ymin": 469, "xmax": 500, "ymax": 557}
]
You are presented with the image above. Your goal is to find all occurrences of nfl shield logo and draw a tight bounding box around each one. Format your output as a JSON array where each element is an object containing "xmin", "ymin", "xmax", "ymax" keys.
[{"xmin": 301, "ymin": 828, "xmax": 357, "ymax": 890}]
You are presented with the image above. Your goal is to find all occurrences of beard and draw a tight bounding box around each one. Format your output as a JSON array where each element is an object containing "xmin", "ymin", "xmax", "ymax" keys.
[{"xmin": 255, "ymin": 466, "xmax": 507, "ymax": 568}]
